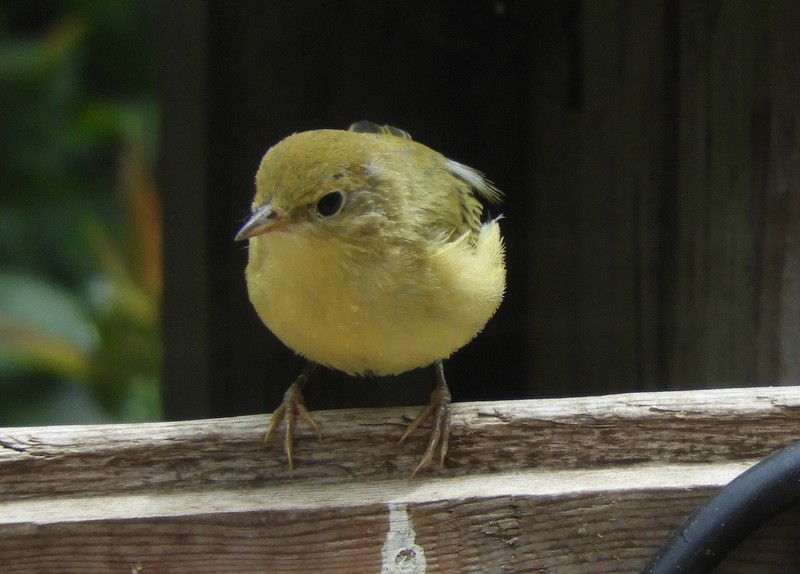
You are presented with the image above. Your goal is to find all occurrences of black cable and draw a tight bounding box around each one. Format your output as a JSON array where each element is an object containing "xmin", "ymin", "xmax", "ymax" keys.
[{"xmin": 642, "ymin": 440, "xmax": 800, "ymax": 573}]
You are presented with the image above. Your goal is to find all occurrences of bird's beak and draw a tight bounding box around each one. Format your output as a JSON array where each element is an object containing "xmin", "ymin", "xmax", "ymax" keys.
[{"xmin": 235, "ymin": 203, "xmax": 285, "ymax": 241}]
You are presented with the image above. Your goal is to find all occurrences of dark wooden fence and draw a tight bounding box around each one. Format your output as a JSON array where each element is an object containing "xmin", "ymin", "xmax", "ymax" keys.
[{"xmin": 159, "ymin": 0, "xmax": 800, "ymax": 420}]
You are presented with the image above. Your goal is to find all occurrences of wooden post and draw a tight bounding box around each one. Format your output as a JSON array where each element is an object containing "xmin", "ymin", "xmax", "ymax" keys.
[{"xmin": 3, "ymin": 387, "xmax": 800, "ymax": 572}]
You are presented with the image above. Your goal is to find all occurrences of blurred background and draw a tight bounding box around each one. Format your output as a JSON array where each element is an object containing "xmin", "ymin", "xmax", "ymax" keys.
[
  {"xmin": 0, "ymin": 1, "xmax": 160, "ymax": 424},
  {"xmin": 2, "ymin": 1, "xmax": 798, "ymax": 426}
]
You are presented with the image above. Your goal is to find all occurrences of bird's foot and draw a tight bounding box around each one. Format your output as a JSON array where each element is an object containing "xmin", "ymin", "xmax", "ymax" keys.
[
  {"xmin": 264, "ymin": 363, "xmax": 320, "ymax": 475},
  {"xmin": 399, "ymin": 361, "xmax": 452, "ymax": 479}
]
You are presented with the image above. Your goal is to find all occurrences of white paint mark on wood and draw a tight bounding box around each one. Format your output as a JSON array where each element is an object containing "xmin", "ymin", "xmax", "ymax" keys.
[{"xmin": 381, "ymin": 501, "xmax": 426, "ymax": 574}]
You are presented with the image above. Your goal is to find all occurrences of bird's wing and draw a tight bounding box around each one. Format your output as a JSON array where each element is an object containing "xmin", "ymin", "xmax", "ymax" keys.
[
  {"xmin": 348, "ymin": 121, "xmax": 411, "ymax": 140},
  {"xmin": 348, "ymin": 121, "xmax": 501, "ymax": 238}
]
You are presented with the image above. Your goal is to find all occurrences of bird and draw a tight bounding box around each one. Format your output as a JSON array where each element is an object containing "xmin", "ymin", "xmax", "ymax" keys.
[{"xmin": 235, "ymin": 121, "xmax": 506, "ymax": 477}]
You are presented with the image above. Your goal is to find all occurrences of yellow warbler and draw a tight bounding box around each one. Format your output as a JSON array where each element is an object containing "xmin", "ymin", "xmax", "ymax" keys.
[{"xmin": 235, "ymin": 121, "xmax": 506, "ymax": 476}]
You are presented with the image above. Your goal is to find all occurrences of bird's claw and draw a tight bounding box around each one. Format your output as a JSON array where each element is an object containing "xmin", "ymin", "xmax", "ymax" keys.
[
  {"xmin": 400, "ymin": 371, "xmax": 452, "ymax": 479},
  {"xmin": 265, "ymin": 366, "xmax": 321, "ymax": 475}
]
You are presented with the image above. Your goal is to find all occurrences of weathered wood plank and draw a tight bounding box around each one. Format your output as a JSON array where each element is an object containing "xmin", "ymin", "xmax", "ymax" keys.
[
  {"xmin": 2, "ymin": 386, "xmax": 799, "ymax": 496},
  {"xmin": 0, "ymin": 465, "xmax": 748, "ymax": 574},
  {"xmin": 2, "ymin": 386, "xmax": 800, "ymax": 572}
]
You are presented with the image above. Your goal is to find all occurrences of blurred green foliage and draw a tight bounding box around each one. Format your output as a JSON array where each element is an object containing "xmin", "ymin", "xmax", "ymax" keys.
[{"xmin": 0, "ymin": 0, "xmax": 161, "ymax": 424}]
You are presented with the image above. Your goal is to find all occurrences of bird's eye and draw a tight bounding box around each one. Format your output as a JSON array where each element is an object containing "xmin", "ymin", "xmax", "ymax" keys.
[{"xmin": 316, "ymin": 191, "xmax": 344, "ymax": 217}]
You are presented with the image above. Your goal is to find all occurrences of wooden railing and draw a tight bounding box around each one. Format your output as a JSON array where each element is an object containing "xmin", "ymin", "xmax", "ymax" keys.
[{"xmin": 3, "ymin": 386, "xmax": 800, "ymax": 573}]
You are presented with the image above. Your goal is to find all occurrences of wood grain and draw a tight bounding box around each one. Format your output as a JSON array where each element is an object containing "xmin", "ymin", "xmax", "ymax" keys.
[{"xmin": 3, "ymin": 386, "xmax": 800, "ymax": 572}]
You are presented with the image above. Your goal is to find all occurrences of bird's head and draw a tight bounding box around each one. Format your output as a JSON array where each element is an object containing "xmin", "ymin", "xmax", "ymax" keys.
[{"xmin": 235, "ymin": 130, "xmax": 404, "ymax": 246}]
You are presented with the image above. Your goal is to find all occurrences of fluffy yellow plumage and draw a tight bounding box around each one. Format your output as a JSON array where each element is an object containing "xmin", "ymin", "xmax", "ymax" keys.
[{"xmin": 236, "ymin": 121, "xmax": 505, "ymax": 476}]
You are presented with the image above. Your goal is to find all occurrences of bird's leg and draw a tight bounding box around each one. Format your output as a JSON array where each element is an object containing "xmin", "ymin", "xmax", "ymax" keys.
[
  {"xmin": 264, "ymin": 361, "xmax": 321, "ymax": 475},
  {"xmin": 399, "ymin": 360, "xmax": 452, "ymax": 479}
]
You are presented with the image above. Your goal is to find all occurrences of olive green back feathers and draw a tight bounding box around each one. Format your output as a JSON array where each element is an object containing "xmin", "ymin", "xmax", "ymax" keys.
[{"xmin": 348, "ymin": 120, "xmax": 501, "ymax": 237}]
